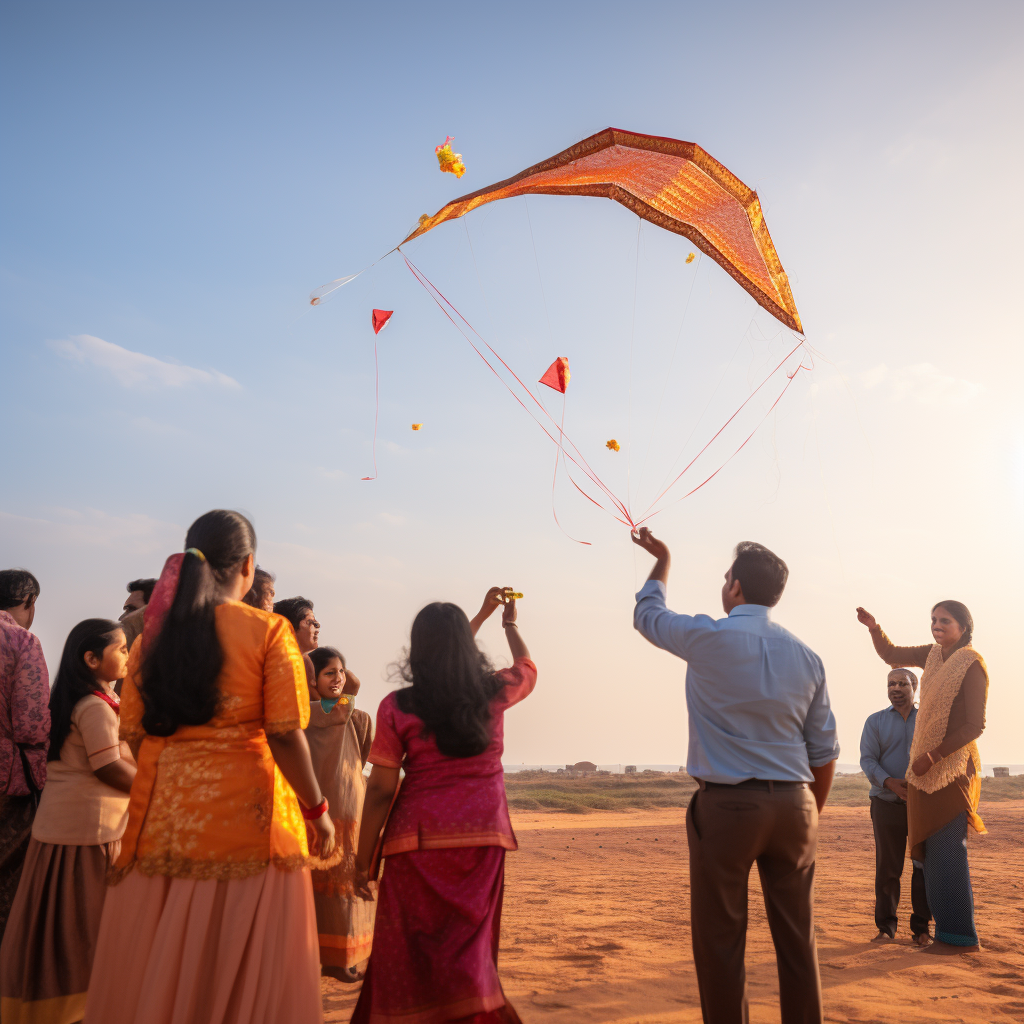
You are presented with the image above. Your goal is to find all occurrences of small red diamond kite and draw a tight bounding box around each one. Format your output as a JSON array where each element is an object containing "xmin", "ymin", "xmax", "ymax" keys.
[
  {"xmin": 372, "ymin": 309, "xmax": 394, "ymax": 334},
  {"xmin": 538, "ymin": 356, "xmax": 570, "ymax": 394}
]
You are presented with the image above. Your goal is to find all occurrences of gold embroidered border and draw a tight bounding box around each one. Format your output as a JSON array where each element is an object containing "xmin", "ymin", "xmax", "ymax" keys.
[
  {"xmin": 401, "ymin": 127, "xmax": 802, "ymax": 334},
  {"xmin": 108, "ymin": 851, "xmax": 315, "ymax": 886}
]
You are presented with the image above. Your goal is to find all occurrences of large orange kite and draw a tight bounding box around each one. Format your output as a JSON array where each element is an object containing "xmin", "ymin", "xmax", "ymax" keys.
[{"xmin": 402, "ymin": 127, "xmax": 802, "ymax": 333}]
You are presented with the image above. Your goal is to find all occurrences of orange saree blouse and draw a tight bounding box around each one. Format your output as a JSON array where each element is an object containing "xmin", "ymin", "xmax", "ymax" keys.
[{"xmin": 112, "ymin": 601, "xmax": 311, "ymax": 883}]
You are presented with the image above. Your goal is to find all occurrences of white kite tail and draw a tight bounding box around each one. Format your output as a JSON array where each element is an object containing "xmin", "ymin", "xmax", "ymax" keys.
[{"xmin": 308, "ymin": 271, "xmax": 364, "ymax": 306}]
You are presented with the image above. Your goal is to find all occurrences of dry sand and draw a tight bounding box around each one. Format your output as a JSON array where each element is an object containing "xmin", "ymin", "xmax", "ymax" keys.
[{"xmin": 324, "ymin": 798, "xmax": 1023, "ymax": 1023}]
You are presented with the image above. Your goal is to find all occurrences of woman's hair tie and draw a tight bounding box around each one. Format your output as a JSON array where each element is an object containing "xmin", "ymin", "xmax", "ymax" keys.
[{"xmin": 185, "ymin": 547, "xmax": 207, "ymax": 562}]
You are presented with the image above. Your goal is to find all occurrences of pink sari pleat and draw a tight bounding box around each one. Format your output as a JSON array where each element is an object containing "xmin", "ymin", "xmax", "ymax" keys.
[{"xmin": 84, "ymin": 866, "xmax": 321, "ymax": 1024}]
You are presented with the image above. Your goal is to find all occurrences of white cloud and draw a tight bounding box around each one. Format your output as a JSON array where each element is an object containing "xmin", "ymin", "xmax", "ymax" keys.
[
  {"xmin": 0, "ymin": 508, "xmax": 182, "ymax": 555},
  {"xmin": 860, "ymin": 362, "xmax": 983, "ymax": 405},
  {"xmin": 49, "ymin": 334, "xmax": 241, "ymax": 390}
]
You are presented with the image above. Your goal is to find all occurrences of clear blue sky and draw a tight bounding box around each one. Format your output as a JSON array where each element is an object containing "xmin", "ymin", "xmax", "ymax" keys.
[{"xmin": 2, "ymin": 1, "xmax": 1022, "ymax": 764}]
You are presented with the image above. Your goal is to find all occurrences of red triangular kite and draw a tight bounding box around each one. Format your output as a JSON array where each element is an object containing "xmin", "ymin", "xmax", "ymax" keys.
[
  {"xmin": 372, "ymin": 309, "xmax": 394, "ymax": 334},
  {"xmin": 538, "ymin": 357, "xmax": 570, "ymax": 394}
]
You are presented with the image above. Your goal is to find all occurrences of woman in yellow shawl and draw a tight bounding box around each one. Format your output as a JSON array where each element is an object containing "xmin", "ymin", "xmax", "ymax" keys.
[{"xmin": 856, "ymin": 600, "xmax": 986, "ymax": 953}]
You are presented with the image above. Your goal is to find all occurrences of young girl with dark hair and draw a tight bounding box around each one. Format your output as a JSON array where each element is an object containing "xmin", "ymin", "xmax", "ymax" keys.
[
  {"xmin": 0, "ymin": 618, "xmax": 135, "ymax": 1022},
  {"xmin": 85, "ymin": 510, "xmax": 336, "ymax": 1024},
  {"xmin": 856, "ymin": 600, "xmax": 988, "ymax": 953},
  {"xmin": 351, "ymin": 587, "xmax": 535, "ymax": 1024},
  {"xmin": 304, "ymin": 646, "xmax": 376, "ymax": 982}
]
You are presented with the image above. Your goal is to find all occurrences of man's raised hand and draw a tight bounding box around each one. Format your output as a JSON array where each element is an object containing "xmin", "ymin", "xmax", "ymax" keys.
[{"xmin": 631, "ymin": 527, "xmax": 670, "ymax": 561}]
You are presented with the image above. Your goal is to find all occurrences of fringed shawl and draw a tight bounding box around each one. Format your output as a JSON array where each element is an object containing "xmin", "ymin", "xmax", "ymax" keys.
[{"xmin": 907, "ymin": 645, "xmax": 981, "ymax": 793}]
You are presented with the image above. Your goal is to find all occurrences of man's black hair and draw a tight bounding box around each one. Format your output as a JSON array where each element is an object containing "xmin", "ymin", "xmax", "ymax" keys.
[
  {"xmin": 126, "ymin": 578, "xmax": 158, "ymax": 604},
  {"xmin": 730, "ymin": 542, "xmax": 789, "ymax": 608}
]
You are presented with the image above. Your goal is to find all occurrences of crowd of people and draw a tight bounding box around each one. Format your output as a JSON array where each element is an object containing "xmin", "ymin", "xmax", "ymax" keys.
[{"xmin": 0, "ymin": 510, "xmax": 988, "ymax": 1024}]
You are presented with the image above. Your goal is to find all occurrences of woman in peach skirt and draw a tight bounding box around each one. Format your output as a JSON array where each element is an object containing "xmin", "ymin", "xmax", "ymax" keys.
[{"xmin": 84, "ymin": 510, "xmax": 337, "ymax": 1024}]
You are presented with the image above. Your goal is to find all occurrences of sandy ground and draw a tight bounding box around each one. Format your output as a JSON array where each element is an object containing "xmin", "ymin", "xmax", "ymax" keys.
[{"xmin": 323, "ymin": 799, "xmax": 1023, "ymax": 1023}]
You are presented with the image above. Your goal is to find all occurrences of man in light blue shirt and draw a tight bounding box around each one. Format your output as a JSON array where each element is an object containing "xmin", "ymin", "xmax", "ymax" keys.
[
  {"xmin": 632, "ymin": 529, "xmax": 838, "ymax": 1024},
  {"xmin": 860, "ymin": 668, "xmax": 931, "ymax": 944}
]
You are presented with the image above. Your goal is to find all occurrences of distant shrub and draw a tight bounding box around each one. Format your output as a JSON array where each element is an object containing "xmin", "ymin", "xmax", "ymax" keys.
[{"xmin": 508, "ymin": 797, "xmax": 541, "ymax": 810}]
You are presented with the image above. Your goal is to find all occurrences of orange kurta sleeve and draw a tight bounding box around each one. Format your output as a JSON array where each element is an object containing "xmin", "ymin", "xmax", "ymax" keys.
[{"xmin": 263, "ymin": 617, "xmax": 310, "ymax": 735}]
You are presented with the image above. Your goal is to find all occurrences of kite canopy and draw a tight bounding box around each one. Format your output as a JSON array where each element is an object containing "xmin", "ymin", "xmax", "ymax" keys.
[
  {"xmin": 402, "ymin": 128, "xmax": 802, "ymax": 333},
  {"xmin": 538, "ymin": 356, "xmax": 570, "ymax": 394},
  {"xmin": 372, "ymin": 309, "xmax": 394, "ymax": 334}
]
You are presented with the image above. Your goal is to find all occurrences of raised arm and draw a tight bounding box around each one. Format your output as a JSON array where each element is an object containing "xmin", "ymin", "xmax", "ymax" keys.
[
  {"xmin": 632, "ymin": 528, "xmax": 670, "ymax": 585},
  {"xmin": 470, "ymin": 587, "xmax": 506, "ymax": 636},
  {"xmin": 501, "ymin": 596, "xmax": 530, "ymax": 662},
  {"xmin": 855, "ymin": 608, "xmax": 930, "ymax": 670}
]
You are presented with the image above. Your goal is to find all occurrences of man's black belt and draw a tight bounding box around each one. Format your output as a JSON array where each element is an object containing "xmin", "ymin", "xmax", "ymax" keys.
[{"xmin": 700, "ymin": 779, "xmax": 807, "ymax": 791}]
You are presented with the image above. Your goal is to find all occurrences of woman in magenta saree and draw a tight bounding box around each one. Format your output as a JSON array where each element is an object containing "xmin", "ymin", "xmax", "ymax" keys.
[{"xmin": 352, "ymin": 589, "xmax": 535, "ymax": 1024}]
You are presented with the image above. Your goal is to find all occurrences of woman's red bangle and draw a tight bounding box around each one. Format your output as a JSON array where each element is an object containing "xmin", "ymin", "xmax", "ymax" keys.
[{"xmin": 301, "ymin": 797, "xmax": 329, "ymax": 821}]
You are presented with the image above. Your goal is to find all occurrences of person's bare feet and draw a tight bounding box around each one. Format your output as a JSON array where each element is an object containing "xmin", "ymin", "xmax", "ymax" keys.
[
  {"xmin": 322, "ymin": 962, "xmax": 367, "ymax": 983},
  {"xmin": 871, "ymin": 931, "xmax": 895, "ymax": 942},
  {"xmin": 912, "ymin": 933, "xmax": 932, "ymax": 947},
  {"xmin": 922, "ymin": 938, "xmax": 980, "ymax": 954}
]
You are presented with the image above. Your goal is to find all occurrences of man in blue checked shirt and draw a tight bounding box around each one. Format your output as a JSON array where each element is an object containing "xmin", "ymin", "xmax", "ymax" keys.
[
  {"xmin": 632, "ymin": 530, "xmax": 838, "ymax": 1024},
  {"xmin": 860, "ymin": 668, "xmax": 932, "ymax": 945}
]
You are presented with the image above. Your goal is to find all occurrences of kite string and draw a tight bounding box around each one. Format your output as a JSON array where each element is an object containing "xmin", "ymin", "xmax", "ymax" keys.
[
  {"xmin": 403, "ymin": 254, "xmax": 636, "ymax": 527},
  {"xmin": 633, "ymin": 252, "xmax": 701, "ymax": 506},
  {"xmin": 626, "ymin": 219, "xmax": 641, "ymax": 515},
  {"xmin": 649, "ymin": 324, "xmax": 749, "ymax": 500},
  {"xmin": 550, "ymin": 397, "xmax": 592, "ymax": 545},
  {"xmin": 401, "ymin": 250, "xmax": 810, "ymax": 533},
  {"xmin": 406, "ymin": 258, "xmax": 631, "ymax": 527},
  {"xmin": 635, "ymin": 357, "xmax": 808, "ymax": 524},
  {"xmin": 637, "ymin": 339, "xmax": 809, "ymax": 520},
  {"xmin": 361, "ymin": 337, "xmax": 380, "ymax": 481}
]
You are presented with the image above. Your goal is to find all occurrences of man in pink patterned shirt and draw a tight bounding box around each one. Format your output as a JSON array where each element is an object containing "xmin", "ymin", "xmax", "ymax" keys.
[{"xmin": 0, "ymin": 569, "xmax": 49, "ymax": 940}]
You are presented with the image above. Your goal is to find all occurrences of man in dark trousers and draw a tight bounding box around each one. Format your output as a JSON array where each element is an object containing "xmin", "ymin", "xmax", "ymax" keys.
[
  {"xmin": 632, "ymin": 530, "xmax": 838, "ymax": 1024},
  {"xmin": 860, "ymin": 668, "xmax": 932, "ymax": 945}
]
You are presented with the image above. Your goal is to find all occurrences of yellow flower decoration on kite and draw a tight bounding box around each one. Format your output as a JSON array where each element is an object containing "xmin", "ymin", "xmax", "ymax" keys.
[
  {"xmin": 435, "ymin": 136, "xmax": 466, "ymax": 179},
  {"xmin": 686, "ymin": 252, "xmax": 696, "ymax": 264},
  {"xmin": 606, "ymin": 439, "xmax": 620, "ymax": 452}
]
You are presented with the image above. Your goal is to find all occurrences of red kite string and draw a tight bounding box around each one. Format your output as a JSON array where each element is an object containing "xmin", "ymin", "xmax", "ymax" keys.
[
  {"xmin": 361, "ymin": 336, "xmax": 380, "ymax": 481},
  {"xmin": 402, "ymin": 253, "xmax": 810, "ymax": 532},
  {"xmin": 634, "ymin": 341, "xmax": 811, "ymax": 521},
  {"xmin": 403, "ymin": 255, "xmax": 635, "ymax": 528},
  {"xmin": 361, "ymin": 310, "xmax": 393, "ymax": 481}
]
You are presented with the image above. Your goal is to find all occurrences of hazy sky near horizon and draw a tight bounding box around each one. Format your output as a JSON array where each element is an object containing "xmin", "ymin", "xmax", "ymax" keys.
[{"xmin": 2, "ymin": 1, "xmax": 1022, "ymax": 765}]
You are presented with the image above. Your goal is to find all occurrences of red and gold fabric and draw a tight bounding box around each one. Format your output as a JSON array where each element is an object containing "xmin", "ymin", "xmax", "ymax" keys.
[
  {"xmin": 403, "ymin": 128, "xmax": 802, "ymax": 333},
  {"xmin": 367, "ymin": 658, "xmax": 537, "ymax": 857},
  {"xmin": 113, "ymin": 601, "xmax": 312, "ymax": 883}
]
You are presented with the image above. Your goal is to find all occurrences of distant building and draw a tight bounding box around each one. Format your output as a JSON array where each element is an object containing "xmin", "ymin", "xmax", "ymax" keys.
[
  {"xmin": 993, "ymin": 766, "xmax": 1010, "ymax": 778},
  {"xmin": 572, "ymin": 761, "xmax": 598, "ymax": 774},
  {"xmin": 625, "ymin": 765, "xmax": 637, "ymax": 774}
]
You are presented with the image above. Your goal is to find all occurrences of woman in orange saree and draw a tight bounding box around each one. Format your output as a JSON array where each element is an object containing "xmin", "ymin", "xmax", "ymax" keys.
[{"xmin": 84, "ymin": 510, "xmax": 337, "ymax": 1024}]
